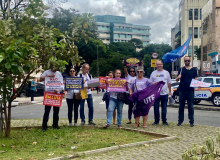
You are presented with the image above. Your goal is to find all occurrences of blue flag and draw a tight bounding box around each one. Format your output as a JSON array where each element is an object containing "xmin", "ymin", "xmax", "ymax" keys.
[{"xmin": 162, "ymin": 34, "xmax": 192, "ymax": 63}]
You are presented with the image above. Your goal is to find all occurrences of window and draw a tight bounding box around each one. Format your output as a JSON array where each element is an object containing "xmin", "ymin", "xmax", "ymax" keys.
[
  {"xmin": 200, "ymin": 9, "xmax": 202, "ymax": 20},
  {"xmin": 197, "ymin": 78, "xmax": 202, "ymax": 81},
  {"xmin": 189, "ymin": 9, "xmax": 193, "ymax": 20},
  {"xmin": 203, "ymin": 78, "xmax": 213, "ymax": 85},
  {"xmin": 188, "ymin": 46, "xmax": 192, "ymax": 56},
  {"xmin": 216, "ymin": 79, "xmax": 220, "ymax": 84},
  {"xmin": 194, "ymin": 27, "xmax": 198, "ymax": 38},
  {"xmin": 188, "ymin": 27, "xmax": 192, "ymax": 36},
  {"xmin": 194, "ymin": 9, "xmax": 198, "ymax": 20}
]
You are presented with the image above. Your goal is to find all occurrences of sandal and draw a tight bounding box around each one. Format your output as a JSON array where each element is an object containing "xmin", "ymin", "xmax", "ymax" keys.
[
  {"xmin": 103, "ymin": 124, "xmax": 110, "ymax": 128},
  {"xmin": 118, "ymin": 125, "xmax": 122, "ymax": 129},
  {"xmin": 143, "ymin": 124, "xmax": 147, "ymax": 128},
  {"xmin": 134, "ymin": 123, "xmax": 139, "ymax": 127}
]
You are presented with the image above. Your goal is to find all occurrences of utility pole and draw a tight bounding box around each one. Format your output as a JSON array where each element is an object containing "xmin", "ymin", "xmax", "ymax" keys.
[
  {"xmin": 97, "ymin": 45, "xmax": 100, "ymax": 77},
  {"xmin": 191, "ymin": 9, "xmax": 194, "ymax": 67},
  {"xmin": 7, "ymin": 0, "xmax": 10, "ymax": 18}
]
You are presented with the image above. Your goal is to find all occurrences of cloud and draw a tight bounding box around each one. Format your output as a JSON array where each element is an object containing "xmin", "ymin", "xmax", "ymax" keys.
[{"xmin": 60, "ymin": 0, "xmax": 179, "ymax": 44}]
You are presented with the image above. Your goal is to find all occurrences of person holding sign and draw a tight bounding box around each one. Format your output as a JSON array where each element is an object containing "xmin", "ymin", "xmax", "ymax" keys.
[
  {"xmin": 103, "ymin": 69, "xmax": 127, "ymax": 129},
  {"xmin": 65, "ymin": 68, "xmax": 82, "ymax": 126},
  {"xmin": 40, "ymin": 65, "xmax": 63, "ymax": 132},
  {"xmin": 176, "ymin": 56, "xmax": 198, "ymax": 127}
]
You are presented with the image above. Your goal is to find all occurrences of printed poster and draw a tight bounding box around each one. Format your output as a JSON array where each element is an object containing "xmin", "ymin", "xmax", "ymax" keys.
[
  {"xmin": 190, "ymin": 79, "xmax": 211, "ymax": 88},
  {"xmin": 124, "ymin": 57, "xmax": 142, "ymax": 67},
  {"xmin": 45, "ymin": 74, "xmax": 64, "ymax": 91},
  {"xmin": 43, "ymin": 92, "xmax": 63, "ymax": 107},
  {"xmin": 65, "ymin": 77, "xmax": 84, "ymax": 90},
  {"xmin": 99, "ymin": 77, "xmax": 107, "ymax": 89},
  {"xmin": 107, "ymin": 78, "xmax": 127, "ymax": 92}
]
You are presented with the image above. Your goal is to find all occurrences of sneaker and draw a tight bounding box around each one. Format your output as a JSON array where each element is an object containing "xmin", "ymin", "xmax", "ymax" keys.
[
  {"xmin": 152, "ymin": 122, "xmax": 159, "ymax": 125},
  {"xmin": 69, "ymin": 123, "xmax": 72, "ymax": 126},
  {"xmin": 81, "ymin": 122, "xmax": 85, "ymax": 126},
  {"xmin": 190, "ymin": 124, "xmax": 194, "ymax": 127},
  {"xmin": 31, "ymin": 101, "xmax": 36, "ymax": 103},
  {"xmin": 163, "ymin": 122, "xmax": 169, "ymax": 125},
  {"xmin": 126, "ymin": 122, "xmax": 132, "ymax": 124},
  {"xmin": 177, "ymin": 123, "xmax": 182, "ymax": 126},
  {"xmin": 74, "ymin": 123, "xmax": 77, "ymax": 126},
  {"xmin": 42, "ymin": 127, "xmax": 47, "ymax": 132},
  {"xmin": 88, "ymin": 121, "xmax": 96, "ymax": 125}
]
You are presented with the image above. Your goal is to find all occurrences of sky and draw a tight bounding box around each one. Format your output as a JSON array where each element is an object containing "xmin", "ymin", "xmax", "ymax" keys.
[{"xmin": 60, "ymin": 0, "xmax": 179, "ymax": 44}]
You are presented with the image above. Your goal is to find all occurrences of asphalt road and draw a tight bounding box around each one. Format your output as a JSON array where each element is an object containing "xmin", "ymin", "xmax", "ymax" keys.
[{"xmin": 11, "ymin": 92, "xmax": 220, "ymax": 127}]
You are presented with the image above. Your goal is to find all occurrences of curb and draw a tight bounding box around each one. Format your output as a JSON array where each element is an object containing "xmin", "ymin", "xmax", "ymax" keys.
[
  {"xmin": 167, "ymin": 104, "xmax": 220, "ymax": 111},
  {"xmin": 46, "ymin": 128, "xmax": 178, "ymax": 160}
]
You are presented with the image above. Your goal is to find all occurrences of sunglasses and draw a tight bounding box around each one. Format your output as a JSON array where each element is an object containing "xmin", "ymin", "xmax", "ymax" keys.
[
  {"xmin": 130, "ymin": 71, "xmax": 135, "ymax": 73},
  {"xmin": 184, "ymin": 60, "xmax": 190, "ymax": 62},
  {"xmin": 70, "ymin": 70, "xmax": 75, "ymax": 72},
  {"xmin": 137, "ymin": 71, "xmax": 143, "ymax": 73}
]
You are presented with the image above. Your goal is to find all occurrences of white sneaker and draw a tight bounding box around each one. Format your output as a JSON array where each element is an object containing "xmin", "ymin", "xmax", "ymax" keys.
[{"xmin": 31, "ymin": 101, "xmax": 36, "ymax": 103}]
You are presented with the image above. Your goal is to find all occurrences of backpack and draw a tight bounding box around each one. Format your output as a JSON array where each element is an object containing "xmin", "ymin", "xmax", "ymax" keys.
[
  {"xmin": 28, "ymin": 81, "xmax": 32, "ymax": 88},
  {"xmin": 79, "ymin": 73, "xmax": 92, "ymax": 80}
]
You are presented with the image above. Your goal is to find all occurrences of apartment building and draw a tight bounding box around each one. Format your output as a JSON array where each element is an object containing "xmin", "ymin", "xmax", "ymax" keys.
[
  {"xmin": 94, "ymin": 15, "xmax": 151, "ymax": 46},
  {"xmin": 201, "ymin": 0, "xmax": 220, "ymax": 74}
]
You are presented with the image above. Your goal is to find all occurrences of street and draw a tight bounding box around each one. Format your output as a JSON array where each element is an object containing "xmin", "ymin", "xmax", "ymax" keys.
[{"xmin": 11, "ymin": 92, "xmax": 220, "ymax": 127}]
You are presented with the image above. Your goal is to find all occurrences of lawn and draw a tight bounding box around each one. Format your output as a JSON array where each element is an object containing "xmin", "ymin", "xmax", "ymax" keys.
[{"xmin": 0, "ymin": 126, "xmax": 156, "ymax": 160}]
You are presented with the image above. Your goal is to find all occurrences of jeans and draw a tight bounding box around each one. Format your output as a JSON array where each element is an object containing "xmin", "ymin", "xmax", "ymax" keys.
[
  {"xmin": 66, "ymin": 98, "xmax": 81, "ymax": 123},
  {"xmin": 128, "ymin": 100, "xmax": 134, "ymax": 120},
  {"xmin": 30, "ymin": 90, "xmax": 35, "ymax": 101},
  {"xmin": 178, "ymin": 91, "xmax": 194, "ymax": 124},
  {"xmin": 106, "ymin": 98, "xmax": 124, "ymax": 125},
  {"xmin": 80, "ymin": 94, "xmax": 94, "ymax": 123},
  {"xmin": 153, "ymin": 94, "xmax": 168, "ymax": 123},
  {"xmin": 42, "ymin": 106, "xmax": 60, "ymax": 129}
]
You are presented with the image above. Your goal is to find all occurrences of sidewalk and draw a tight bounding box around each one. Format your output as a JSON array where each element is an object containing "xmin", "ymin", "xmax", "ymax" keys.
[
  {"xmin": 16, "ymin": 96, "xmax": 220, "ymax": 112},
  {"xmin": 11, "ymin": 119, "xmax": 220, "ymax": 160}
]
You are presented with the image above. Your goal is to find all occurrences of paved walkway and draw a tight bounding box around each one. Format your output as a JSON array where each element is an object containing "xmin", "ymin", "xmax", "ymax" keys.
[{"xmin": 11, "ymin": 119, "xmax": 220, "ymax": 160}]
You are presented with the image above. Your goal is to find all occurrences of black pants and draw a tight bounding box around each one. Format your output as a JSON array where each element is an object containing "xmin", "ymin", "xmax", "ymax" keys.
[
  {"xmin": 66, "ymin": 98, "xmax": 81, "ymax": 123},
  {"xmin": 42, "ymin": 106, "xmax": 60, "ymax": 129},
  {"xmin": 128, "ymin": 100, "xmax": 134, "ymax": 120},
  {"xmin": 30, "ymin": 90, "xmax": 35, "ymax": 101}
]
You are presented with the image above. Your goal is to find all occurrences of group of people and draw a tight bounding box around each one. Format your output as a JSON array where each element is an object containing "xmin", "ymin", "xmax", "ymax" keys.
[{"xmin": 39, "ymin": 55, "xmax": 197, "ymax": 131}]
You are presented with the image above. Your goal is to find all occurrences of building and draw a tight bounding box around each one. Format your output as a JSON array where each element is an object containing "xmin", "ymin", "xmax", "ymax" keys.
[
  {"xmin": 179, "ymin": 0, "xmax": 209, "ymax": 69},
  {"xmin": 94, "ymin": 15, "xmax": 151, "ymax": 46},
  {"xmin": 201, "ymin": 0, "xmax": 220, "ymax": 74}
]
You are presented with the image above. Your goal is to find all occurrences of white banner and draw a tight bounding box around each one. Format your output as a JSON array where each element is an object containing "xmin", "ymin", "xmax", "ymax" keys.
[
  {"xmin": 45, "ymin": 73, "xmax": 64, "ymax": 91},
  {"xmin": 190, "ymin": 79, "xmax": 211, "ymax": 88}
]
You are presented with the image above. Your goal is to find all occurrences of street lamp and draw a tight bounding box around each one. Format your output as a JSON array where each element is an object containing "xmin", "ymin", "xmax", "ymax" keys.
[
  {"xmin": 185, "ymin": 8, "xmax": 194, "ymax": 67},
  {"xmin": 97, "ymin": 45, "xmax": 101, "ymax": 77}
]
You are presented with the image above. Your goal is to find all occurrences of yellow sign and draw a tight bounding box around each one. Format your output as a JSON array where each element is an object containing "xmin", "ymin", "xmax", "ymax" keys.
[{"xmin": 151, "ymin": 59, "xmax": 157, "ymax": 67}]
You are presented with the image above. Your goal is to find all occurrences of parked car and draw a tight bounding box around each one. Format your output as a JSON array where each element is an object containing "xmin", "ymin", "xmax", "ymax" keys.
[
  {"xmin": 172, "ymin": 76, "xmax": 220, "ymax": 106},
  {"xmin": 0, "ymin": 88, "xmax": 19, "ymax": 108},
  {"xmin": 18, "ymin": 82, "xmax": 45, "ymax": 97}
]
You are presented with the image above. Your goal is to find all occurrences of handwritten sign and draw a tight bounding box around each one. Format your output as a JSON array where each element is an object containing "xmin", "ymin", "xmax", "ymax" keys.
[
  {"xmin": 124, "ymin": 57, "xmax": 142, "ymax": 67},
  {"xmin": 43, "ymin": 92, "xmax": 63, "ymax": 107},
  {"xmin": 107, "ymin": 78, "xmax": 127, "ymax": 92},
  {"xmin": 45, "ymin": 75, "xmax": 64, "ymax": 91},
  {"xmin": 99, "ymin": 77, "xmax": 107, "ymax": 89},
  {"xmin": 190, "ymin": 79, "xmax": 211, "ymax": 88},
  {"xmin": 65, "ymin": 77, "xmax": 83, "ymax": 90}
]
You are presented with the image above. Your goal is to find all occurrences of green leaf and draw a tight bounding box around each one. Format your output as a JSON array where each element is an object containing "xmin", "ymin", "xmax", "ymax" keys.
[
  {"xmin": 18, "ymin": 66, "xmax": 23, "ymax": 72},
  {"xmin": 5, "ymin": 63, "xmax": 11, "ymax": 69}
]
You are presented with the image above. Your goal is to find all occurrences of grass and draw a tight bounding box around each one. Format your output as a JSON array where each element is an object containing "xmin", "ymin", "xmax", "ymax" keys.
[{"xmin": 0, "ymin": 126, "xmax": 156, "ymax": 160}]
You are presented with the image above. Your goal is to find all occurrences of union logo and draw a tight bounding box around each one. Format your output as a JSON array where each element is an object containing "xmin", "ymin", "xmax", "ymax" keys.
[{"xmin": 126, "ymin": 58, "xmax": 140, "ymax": 65}]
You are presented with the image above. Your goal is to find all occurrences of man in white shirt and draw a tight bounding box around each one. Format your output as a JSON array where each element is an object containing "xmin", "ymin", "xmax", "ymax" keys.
[
  {"xmin": 79, "ymin": 64, "xmax": 95, "ymax": 125},
  {"xmin": 150, "ymin": 60, "xmax": 171, "ymax": 125},
  {"xmin": 40, "ymin": 66, "xmax": 63, "ymax": 131}
]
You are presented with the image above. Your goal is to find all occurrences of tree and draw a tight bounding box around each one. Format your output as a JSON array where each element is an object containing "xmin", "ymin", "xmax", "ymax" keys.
[
  {"xmin": 128, "ymin": 38, "xmax": 143, "ymax": 49},
  {"xmin": 194, "ymin": 46, "xmax": 201, "ymax": 60},
  {"xmin": 0, "ymin": 0, "xmax": 83, "ymax": 138}
]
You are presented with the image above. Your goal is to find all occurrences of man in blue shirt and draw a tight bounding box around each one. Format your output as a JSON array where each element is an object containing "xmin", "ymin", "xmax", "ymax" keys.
[{"xmin": 30, "ymin": 77, "xmax": 37, "ymax": 103}]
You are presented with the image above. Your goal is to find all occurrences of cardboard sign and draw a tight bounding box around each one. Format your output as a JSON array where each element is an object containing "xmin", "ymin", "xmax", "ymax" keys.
[
  {"xmin": 99, "ymin": 77, "xmax": 107, "ymax": 89},
  {"xmin": 43, "ymin": 92, "xmax": 63, "ymax": 107},
  {"xmin": 87, "ymin": 78, "xmax": 100, "ymax": 88},
  {"xmin": 124, "ymin": 57, "xmax": 142, "ymax": 67},
  {"xmin": 107, "ymin": 78, "xmax": 127, "ymax": 92},
  {"xmin": 65, "ymin": 77, "xmax": 84, "ymax": 90},
  {"xmin": 190, "ymin": 79, "xmax": 211, "ymax": 88},
  {"xmin": 80, "ymin": 88, "xmax": 88, "ymax": 99},
  {"xmin": 45, "ymin": 74, "xmax": 64, "ymax": 91}
]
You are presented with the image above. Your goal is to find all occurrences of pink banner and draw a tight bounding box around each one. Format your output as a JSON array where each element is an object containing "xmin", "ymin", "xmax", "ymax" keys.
[{"xmin": 107, "ymin": 78, "xmax": 127, "ymax": 92}]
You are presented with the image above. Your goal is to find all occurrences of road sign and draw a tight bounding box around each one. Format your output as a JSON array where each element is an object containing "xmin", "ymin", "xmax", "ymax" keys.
[
  {"xmin": 152, "ymin": 52, "xmax": 158, "ymax": 59},
  {"xmin": 151, "ymin": 59, "xmax": 157, "ymax": 67},
  {"xmin": 203, "ymin": 61, "xmax": 211, "ymax": 71}
]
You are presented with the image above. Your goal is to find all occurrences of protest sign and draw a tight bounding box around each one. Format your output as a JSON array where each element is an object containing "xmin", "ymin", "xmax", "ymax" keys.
[
  {"xmin": 124, "ymin": 57, "xmax": 142, "ymax": 67},
  {"xmin": 45, "ymin": 74, "xmax": 64, "ymax": 91},
  {"xmin": 99, "ymin": 77, "xmax": 107, "ymax": 89},
  {"xmin": 87, "ymin": 78, "xmax": 100, "ymax": 88},
  {"xmin": 65, "ymin": 77, "xmax": 84, "ymax": 90},
  {"xmin": 80, "ymin": 88, "xmax": 88, "ymax": 99},
  {"xmin": 107, "ymin": 78, "xmax": 127, "ymax": 92},
  {"xmin": 43, "ymin": 92, "xmax": 63, "ymax": 107},
  {"xmin": 190, "ymin": 79, "xmax": 211, "ymax": 88}
]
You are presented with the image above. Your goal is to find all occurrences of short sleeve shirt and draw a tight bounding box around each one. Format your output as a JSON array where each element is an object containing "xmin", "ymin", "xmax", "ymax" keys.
[
  {"xmin": 80, "ymin": 73, "xmax": 93, "ymax": 95},
  {"xmin": 150, "ymin": 70, "xmax": 171, "ymax": 95},
  {"xmin": 178, "ymin": 67, "xmax": 198, "ymax": 92},
  {"xmin": 30, "ymin": 81, "xmax": 36, "ymax": 91},
  {"xmin": 130, "ymin": 78, "xmax": 153, "ymax": 93}
]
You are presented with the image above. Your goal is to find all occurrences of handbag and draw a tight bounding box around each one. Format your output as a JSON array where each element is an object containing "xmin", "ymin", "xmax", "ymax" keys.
[
  {"xmin": 74, "ymin": 92, "xmax": 82, "ymax": 100},
  {"xmin": 102, "ymin": 92, "xmax": 110, "ymax": 101},
  {"xmin": 117, "ymin": 92, "xmax": 127, "ymax": 102}
]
